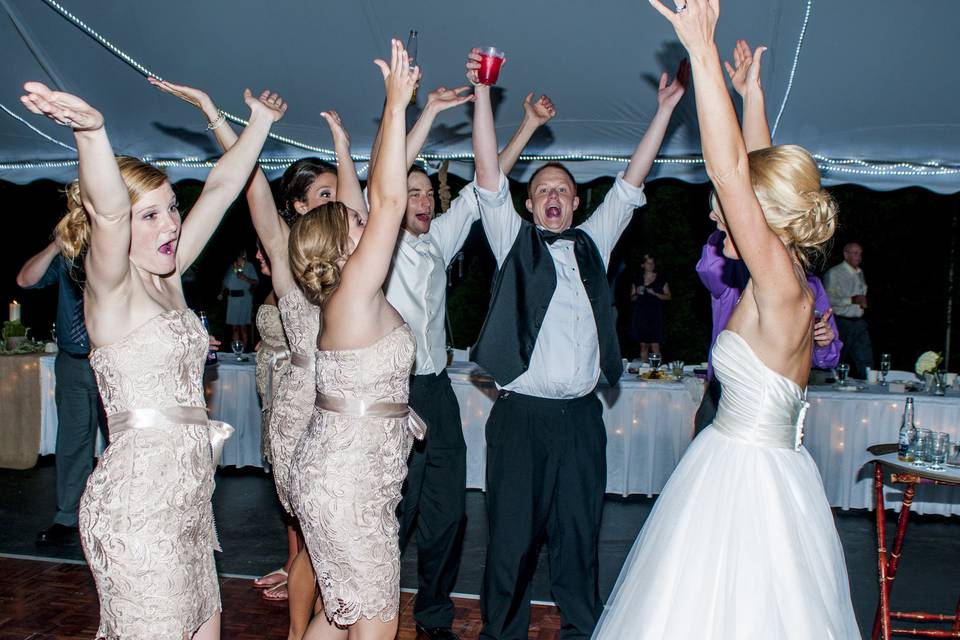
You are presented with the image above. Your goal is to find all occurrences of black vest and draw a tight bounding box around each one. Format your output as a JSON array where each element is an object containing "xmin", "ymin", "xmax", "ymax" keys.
[{"xmin": 471, "ymin": 221, "xmax": 623, "ymax": 388}]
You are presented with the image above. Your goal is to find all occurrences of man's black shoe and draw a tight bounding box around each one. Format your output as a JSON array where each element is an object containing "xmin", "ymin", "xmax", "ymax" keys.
[
  {"xmin": 36, "ymin": 524, "xmax": 80, "ymax": 547},
  {"xmin": 416, "ymin": 625, "xmax": 460, "ymax": 640}
]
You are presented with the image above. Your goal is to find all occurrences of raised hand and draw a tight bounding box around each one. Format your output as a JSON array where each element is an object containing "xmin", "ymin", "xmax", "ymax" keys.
[
  {"xmin": 522, "ymin": 92, "xmax": 556, "ymax": 126},
  {"xmin": 374, "ymin": 39, "xmax": 420, "ymax": 108},
  {"xmin": 426, "ymin": 85, "xmax": 474, "ymax": 113},
  {"xmin": 657, "ymin": 58, "xmax": 689, "ymax": 109},
  {"xmin": 465, "ymin": 48, "xmax": 483, "ymax": 85},
  {"xmin": 723, "ymin": 39, "xmax": 766, "ymax": 98},
  {"xmin": 246, "ymin": 89, "xmax": 287, "ymax": 123},
  {"xmin": 321, "ymin": 110, "xmax": 350, "ymax": 146},
  {"xmin": 20, "ymin": 82, "xmax": 103, "ymax": 131},
  {"xmin": 147, "ymin": 77, "xmax": 218, "ymax": 120},
  {"xmin": 648, "ymin": 0, "xmax": 719, "ymax": 55}
]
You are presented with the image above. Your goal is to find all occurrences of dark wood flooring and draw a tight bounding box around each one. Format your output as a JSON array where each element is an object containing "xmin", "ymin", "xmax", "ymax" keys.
[{"xmin": 0, "ymin": 556, "xmax": 563, "ymax": 639}]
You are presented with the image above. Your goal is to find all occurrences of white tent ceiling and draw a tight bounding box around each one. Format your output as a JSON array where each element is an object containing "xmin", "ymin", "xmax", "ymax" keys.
[{"xmin": 1, "ymin": 0, "xmax": 958, "ymax": 192}]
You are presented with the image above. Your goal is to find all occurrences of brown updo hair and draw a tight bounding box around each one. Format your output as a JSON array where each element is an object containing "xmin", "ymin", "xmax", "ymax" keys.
[
  {"xmin": 56, "ymin": 156, "xmax": 169, "ymax": 260},
  {"xmin": 712, "ymin": 144, "xmax": 837, "ymax": 268},
  {"xmin": 288, "ymin": 201, "xmax": 350, "ymax": 306}
]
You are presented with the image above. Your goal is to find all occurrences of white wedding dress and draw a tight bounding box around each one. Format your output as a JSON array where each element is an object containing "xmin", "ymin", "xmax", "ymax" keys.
[{"xmin": 593, "ymin": 330, "xmax": 860, "ymax": 639}]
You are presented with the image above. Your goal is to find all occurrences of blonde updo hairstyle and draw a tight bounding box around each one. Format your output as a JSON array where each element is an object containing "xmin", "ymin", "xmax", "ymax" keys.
[
  {"xmin": 288, "ymin": 201, "xmax": 351, "ymax": 306},
  {"xmin": 712, "ymin": 144, "xmax": 837, "ymax": 268},
  {"xmin": 56, "ymin": 156, "xmax": 169, "ymax": 260}
]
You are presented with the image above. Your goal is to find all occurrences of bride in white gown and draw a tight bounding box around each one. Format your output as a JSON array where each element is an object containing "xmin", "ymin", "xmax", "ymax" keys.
[{"xmin": 593, "ymin": 1, "xmax": 860, "ymax": 638}]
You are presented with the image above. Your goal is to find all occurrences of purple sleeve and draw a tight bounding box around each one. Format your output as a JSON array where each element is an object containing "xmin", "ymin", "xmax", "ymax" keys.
[
  {"xmin": 809, "ymin": 275, "xmax": 842, "ymax": 369},
  {"xmin": 696, "ymin": 230, "xmax": 730, "ymax": 299}
]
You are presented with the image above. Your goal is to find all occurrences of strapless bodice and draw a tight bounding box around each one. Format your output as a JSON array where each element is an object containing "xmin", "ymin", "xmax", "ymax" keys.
[{"xmin": 711, "ymin": 330, "xmax": 809, "ymax": 450}]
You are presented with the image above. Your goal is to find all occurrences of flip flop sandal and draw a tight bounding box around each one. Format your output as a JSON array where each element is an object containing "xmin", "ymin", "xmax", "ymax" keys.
[
  {"xmin": 252, "ymin": 567, "xmax": 288, "ymax": 588},
  {"xmin": 261, "ymin": 581, "xmax": 288, "ymax": 601}
]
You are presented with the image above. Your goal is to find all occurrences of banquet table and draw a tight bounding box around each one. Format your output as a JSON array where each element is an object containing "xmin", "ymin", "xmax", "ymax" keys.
[
  {"xmin": 30, "ymin": 355, "xmax": 960, "ymax": 514},
  {"xmin": 38, "ymin": 353, "xmax": 264, "ymax": 469}
]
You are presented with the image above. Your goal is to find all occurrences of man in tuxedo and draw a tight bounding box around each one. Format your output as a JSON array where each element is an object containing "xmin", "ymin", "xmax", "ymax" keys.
[{"xmin": 467, "ymin": 50, "xmax": 687, "ymax": 639}]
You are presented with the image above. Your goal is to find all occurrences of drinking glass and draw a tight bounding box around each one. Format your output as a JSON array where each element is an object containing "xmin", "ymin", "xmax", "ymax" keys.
[
  {"xmin": 879, "ymin": 353, "xmax": 892, "ymax": 385},
  {"xmin": 928, "ymin": 432, "xmax": 950, "ymax": 471},
  {"xmin": 649, "ymin": 353, "xmax": 662, "ymax": 372},
  {"xmin": 836, "ymin": 364, "xmax": 850, "ymax": 386},
  {"xmin": 946, "ymin": 441, "xmax": 960, "ymax": 468},
  {"xmin": 477, "ymin": 47, "xmax": 506, "ymax": 85},
  {"xmin": 671, "ymin": 360, "xmax": 685, "ymax": 379},
  {"xmin": 231, "ymin": 340, "xmax": 245, "ymax": 361},
  {"xmin": 911, "ymin": 428, "xmax": 933, "ymax": 467}
]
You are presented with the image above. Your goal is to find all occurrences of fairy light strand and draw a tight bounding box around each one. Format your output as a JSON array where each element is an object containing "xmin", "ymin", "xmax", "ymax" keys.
[
  {"xmin": 0, "ymin": 101, "xmax": 77, "ymax": 152},
  {"xmin": 771, "ymin": 0, "xmax": 813, "ymax": 139}
]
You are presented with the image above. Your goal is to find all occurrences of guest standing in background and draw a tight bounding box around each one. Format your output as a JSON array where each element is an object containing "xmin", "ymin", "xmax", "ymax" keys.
[
  {"xmin": 824, "ymin": 242, "xmax": 872, "ymax": 379},
  {"xmin": 629, "ymin": 253, "xmax": 670, "ymax": 363},
  {"xmin": 221, "ymin": 251, "xmax": 258, "ymax": 351},
  {"xmin": 17, "ymin": 236, "xmax": 106, "ymax": 548}
]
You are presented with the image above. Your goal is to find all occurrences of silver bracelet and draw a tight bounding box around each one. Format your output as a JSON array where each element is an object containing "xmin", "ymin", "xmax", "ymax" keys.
[{"xmin": 206, "ymin": 110, "xmax": 226, "ymax": 130}]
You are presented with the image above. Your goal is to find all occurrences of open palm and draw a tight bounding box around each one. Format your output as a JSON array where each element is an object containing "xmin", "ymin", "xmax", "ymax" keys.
[{"xmin": 20, "ymin": 81, "xmax": 103, "ymax": 131}]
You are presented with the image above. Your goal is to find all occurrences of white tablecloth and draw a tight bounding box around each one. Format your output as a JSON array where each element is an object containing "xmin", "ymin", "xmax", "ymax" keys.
[
  {"xmin": 38, "ymin": 354, "xmax": 960, "ymax": 513},
  {"xmin": 39, "ymin": 353, "xmax": 263, "ymax": 469},
  {"xmin": 448, "ymin": 363, "xmax": 705, "ymax": 496},
  {"xmin": 804, "ymin": 386, "xmax": 960, "ymax": 516}
]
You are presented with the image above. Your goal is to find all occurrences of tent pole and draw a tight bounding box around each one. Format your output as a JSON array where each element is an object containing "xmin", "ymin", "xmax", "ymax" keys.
[{"xmin": 945, "ymin": 207, "xmax": 957, "ymax": 370}]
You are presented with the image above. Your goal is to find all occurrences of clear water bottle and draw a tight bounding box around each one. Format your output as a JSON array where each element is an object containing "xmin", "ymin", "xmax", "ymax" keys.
[
  {"xmin": 198, "ymin": 311, "xmax": 217, "ymax": 364},
  {"xmin": 897, "ymin": 397, "xmax": 915, "ymax": 461}
]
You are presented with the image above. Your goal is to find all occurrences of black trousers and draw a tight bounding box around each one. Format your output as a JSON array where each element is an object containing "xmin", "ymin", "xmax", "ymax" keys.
[
  {"xmin": 52, "ymin": 351, "xmax": 107, "ymax": 527},
  {"xmin": 836, "ymin": 316, "xmax": 873, "ymax": 380},
  {"xmin": 693, "ymin": 377, "xmax": 723, "ymax": 436},
  {"xmin": 398, "ymin": 371, "xmax": 467, "ymax": 629},
  {"xmin": 480, "ymin": 391, "xmax": 606, "ymax": 640}
]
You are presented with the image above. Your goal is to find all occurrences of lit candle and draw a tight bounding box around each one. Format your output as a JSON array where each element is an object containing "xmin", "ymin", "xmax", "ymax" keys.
[{"xmin": 9, "ymin": 300, "xmax": 20, "ymax": 323}]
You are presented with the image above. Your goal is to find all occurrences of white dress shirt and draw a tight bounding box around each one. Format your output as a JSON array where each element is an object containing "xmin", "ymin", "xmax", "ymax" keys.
[
  {"xmin": 475, "ymin": 171, "xmax": 646, "ymax": 399},
  {"xmin": 384, "ymin": 184, "xmax": 480, "ymax": 376},
  {"xmin": 824, "ymin": 261, "xmax": 867, "ymax": 318}
]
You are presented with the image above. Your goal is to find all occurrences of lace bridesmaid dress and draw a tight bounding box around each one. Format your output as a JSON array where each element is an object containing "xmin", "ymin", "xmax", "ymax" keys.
[
  {"xmin": 255, "ymin": 303, "xmax": 289, "ymax": 464},
  {"xmin": 593, "ymin": 330, "xmax": 860, "ymax": 640},
  {"xmin": 290, "ymin": 323, "xmax": 424, "ymax": 625},
  {"xmin": 268, "ymin": 287, "xmax": 321, "ymax": 513},
  {"xmin": 80, "ymin": 309, "xmax": 230, "ymax": 639}
]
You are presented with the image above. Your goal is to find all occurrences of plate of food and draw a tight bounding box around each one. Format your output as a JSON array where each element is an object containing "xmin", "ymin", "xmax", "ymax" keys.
[{"xmin": 638, "ymin": 370, "xmax": 674, "ymax": 382}]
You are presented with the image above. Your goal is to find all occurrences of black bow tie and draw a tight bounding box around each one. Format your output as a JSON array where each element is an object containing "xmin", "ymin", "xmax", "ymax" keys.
[{"xmin": 539, "ymin": 228, "xmax": 580, "ymax": 244}]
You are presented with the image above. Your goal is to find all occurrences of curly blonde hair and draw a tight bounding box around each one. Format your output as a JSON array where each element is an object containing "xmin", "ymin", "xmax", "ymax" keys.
[
  {"xmin": 712, "ymin": 144, "xmax": 837, "ymax": 268},
  {"xmin": 56, "ymin": 156, "xmax": 169, "ymax": 260},
  {"xmin": 288, "ymin": 201, "xmax": 351, "ymax": 306}
]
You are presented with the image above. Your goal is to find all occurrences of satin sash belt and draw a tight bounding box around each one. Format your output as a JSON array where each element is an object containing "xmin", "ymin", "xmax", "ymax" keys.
[
  {"xmin": 290, "ymin": 351, "xmax": 313, "ymax": 370},
  {"xmin": 711, "ymin": 401, "xmax": 809, "ymax": 452},
  {"xmin": 265, "ymin": 348, "xmax": 290, "ymax": 395},
  {"xmin": 315, "ymin": 393, "xmax": 426, "ymax": 440},
  {"xmin": 107, "ymin": 406, "xmax": 235, "ymax": 465}
]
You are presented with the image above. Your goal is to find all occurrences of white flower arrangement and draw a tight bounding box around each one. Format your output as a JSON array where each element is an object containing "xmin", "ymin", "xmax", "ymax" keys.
[{"xmin": 915, "ymin": 351, "xmax": 943, "ymax": 376}]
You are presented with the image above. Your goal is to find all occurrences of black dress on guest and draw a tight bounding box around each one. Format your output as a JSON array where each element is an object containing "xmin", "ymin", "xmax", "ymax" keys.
[{"xmin": 630, "ymin": 275, "xmax": 666, "ymax": 344}]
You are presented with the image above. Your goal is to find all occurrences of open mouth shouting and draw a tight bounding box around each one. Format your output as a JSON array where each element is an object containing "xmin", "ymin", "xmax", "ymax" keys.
[
  {"xmin": 158, "ymin": 238, "xmax": 177, "ymax": 256},
  {"xmin": 545, "ymin": 205, "xmax": 562, "ymax": 221}
]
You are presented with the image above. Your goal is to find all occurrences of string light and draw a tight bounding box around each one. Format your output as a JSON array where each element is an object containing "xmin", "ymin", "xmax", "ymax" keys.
[
  {"xmin": 771, "ymin": 0, "xmax": 813, "ymax": 139},
  {"xmin": 0, "ymin": 0, "xmax": 944, "ymax": 182}
]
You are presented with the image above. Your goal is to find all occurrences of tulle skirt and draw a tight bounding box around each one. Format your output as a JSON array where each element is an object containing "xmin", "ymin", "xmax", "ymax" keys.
[{"xmin": 593, "ymin": 426, "xmax": 861, "ymax": 639}]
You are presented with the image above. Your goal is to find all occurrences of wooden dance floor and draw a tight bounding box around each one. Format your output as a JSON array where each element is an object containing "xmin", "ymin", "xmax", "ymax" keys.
[{"xmin": 0, "ymin": 556, "xmax": 563, "ymax": 639}]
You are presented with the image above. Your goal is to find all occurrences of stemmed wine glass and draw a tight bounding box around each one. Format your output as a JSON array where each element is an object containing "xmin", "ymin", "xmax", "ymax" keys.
[
  {"xmin": 231, "ymin": 340, "xmax": 246, "ymax": 362},
  {"xmin": 879, "ymin": 353, "xmax": 891, "ymax": 385}
]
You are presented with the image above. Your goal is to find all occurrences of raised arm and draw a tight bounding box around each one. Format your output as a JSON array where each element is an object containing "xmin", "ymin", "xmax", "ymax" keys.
[
  {"xmin": 148, "ymin": 79, "xmax": 295, "ymax": 293},
  {"xmin": 21, "ymin": 82, "xmax": 130, "ymax": 295},
  {"xmin": 175, "ymin": 89, "xmax": 286, "ymax": 271},
  {"xmin": 623, "ymin": 59, "xmax": 689, "ymax": 187},
  {"xmin": 498, "ymin": 92, "xmax": 556, "ymax": 175},
  {"xmin": 17, "ymin": 239, "xmax": 61, "ymax": 288},
  {"xmin": 340, "ymin": 39, "xmax": 419, "ymax": 298},
  {"xmin": 724, "ymin": 39, "xmax": 770, "ymax": 151},
  {"xmin": 321, "ymin": 110, "xmax": 368, "ymax": 220},
  {"xmin": 467, "ymin": 48, "xmax": 501, "ymax": 192},
  {"xmin": 650, "ymin": 0, "xmax": 801, "ymax": 307},
  {"xmin": 404, "ymin": 86, "xmax": 474, "ymax": 169}
]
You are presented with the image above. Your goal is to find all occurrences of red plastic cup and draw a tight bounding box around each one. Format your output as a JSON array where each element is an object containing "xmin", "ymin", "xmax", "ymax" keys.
[{"xmin": 477, "ymin": 47, "xmax": 505, "ymax": 85}]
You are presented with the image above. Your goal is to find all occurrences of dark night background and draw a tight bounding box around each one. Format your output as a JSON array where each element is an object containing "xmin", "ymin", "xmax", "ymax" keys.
[{"xmin": 2, "ymin": 174, "xmax": 958, "ymax": 374}]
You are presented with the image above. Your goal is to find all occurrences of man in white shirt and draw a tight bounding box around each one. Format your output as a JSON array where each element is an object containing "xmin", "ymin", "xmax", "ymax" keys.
[
  {"xmin": 382, "ymin": 80, "xmax": 559, "ymax": 640},
  {"xmin": 467, "ymin": 49, "xmax": 687, "ymax": 639},
  {"xmin": 824, "ymin": 242, "xmax": 873, "ymax": 378}
]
